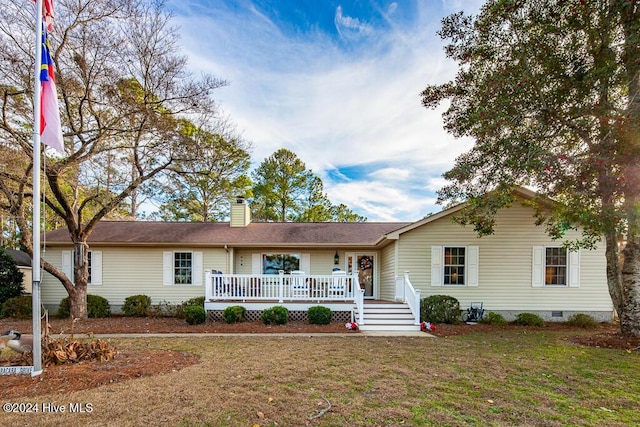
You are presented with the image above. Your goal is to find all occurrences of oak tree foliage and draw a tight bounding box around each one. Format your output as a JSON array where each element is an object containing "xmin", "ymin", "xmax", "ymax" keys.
[{"xmin": 422, "ymin": 0, "xmax": 640, "ymax": 335}]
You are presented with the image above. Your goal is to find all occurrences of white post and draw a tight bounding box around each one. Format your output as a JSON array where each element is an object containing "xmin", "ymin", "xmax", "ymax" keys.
[
  {"xmin": 204, "ymin": 270, "xmax": 211, "ymax": 300},
  {"xmin": 278, "ymin": 270, "xmax": 284, "ymax": 303},
  {"xmin": 31, "ymin": 0, "xmax": 44, "ymax": 377}
]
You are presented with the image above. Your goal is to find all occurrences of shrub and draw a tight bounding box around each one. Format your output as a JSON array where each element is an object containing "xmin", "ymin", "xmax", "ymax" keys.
[
  {"xmin": 566, "ymin": 313, "xmax": 598, "ymax": 329},
  {"xmin": 262, "ymin": 305, "xmax": 289, "ymax": 325},
  {"xmin": 480, "ymin": 312, "xmax": 507, "ymax": 326},
  {"xmin": 0, "ymin": 247, "xmax": 25, "ymax": 305},
  {"xmin": 222, "ymin": 305, "xmax": 246, "ymax": 324},
  {"xmin": 122, "ymin": 294, "xmax": 152, "ymax": 317},
  {"xmin": 57, "ymin": 294, "xmax": 111, "ymax": 318},
  {"xmin": 175, "ymin": 296, "xmax": 206, "ymax": 319},
  {"xmin": 183, "ymin": 305, "xmax": 206, "ymax": 325},
  {"xmin": 308, "ymin": 306, "xmax": 332, "ymax": 325},
  {"xmin": 1, "ymin": 295, "xmax": 32, "ymax": 319},
  {"xmin": 513, "ymin": 312, "xmax": 545, "ymax": 327},
  {"xmin": 420, "ymin": 295, "xmax": 461, "ymax": 324},
  {"xmin": 57, "ymin": 297, "xmax": 71, "ymax": 318},
  {"xmin": 87, "ymin": 294, "xmax": 111, "ymax": 318},
  {"xmin": 149, "ymin": 300, "xmax": 178, "ymax": 317}
]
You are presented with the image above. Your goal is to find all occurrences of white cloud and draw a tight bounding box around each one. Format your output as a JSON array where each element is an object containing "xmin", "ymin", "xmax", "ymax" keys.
[
  {"xmin": 334, "ymin": 5, "xmax": 375, "ymax": 40},
  {"xmin": 168, "ymin": 0, "xmax": 483, "ymax": 221}
]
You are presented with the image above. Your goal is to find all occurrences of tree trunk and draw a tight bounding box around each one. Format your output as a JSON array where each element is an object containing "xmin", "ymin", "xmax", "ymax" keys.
[
  {"xmin": 68, "ymin": 285, "xmax": 88, "ymax": 319},
  {"xmin": 70, "ymin": 241, "xmax": 90, "ymax": 319},
  {"xmin": 605, "ymin": 232, "xmax": 623, "ymax": 316},
  {"xmin": 621, "ymin": 237, "xmax": 640, "ymax": 336}
]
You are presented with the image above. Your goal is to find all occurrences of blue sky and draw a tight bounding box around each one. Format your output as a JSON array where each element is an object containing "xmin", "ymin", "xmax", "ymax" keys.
[{"xmin": 165, "ymin": 0, "xmax": 484, "ymax": 222}]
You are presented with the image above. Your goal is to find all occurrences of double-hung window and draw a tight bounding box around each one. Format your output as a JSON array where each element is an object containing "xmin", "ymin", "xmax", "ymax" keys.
[
  {"xmin": 174, "ymin": 252, "xmax": 193, "ymax": 284},
  {"xmin": 61, "ymin": 249, "xmax": 102, "ymax": 285},
  {"xmin": 545, "ymin": 247, "xmax": 567, "ymax": 286},
  {"xmin": 163, "ymin": 251, "xmax": 203, "ymax": 286},
  {"xmin": 431, "ymin": 246, "xmax": 478, "ymax": 287},
  {"xmin": 444, "ymin": 247, "xmax": 465, "ymax": 285},
  {"xmin": 532, "ymin": 246, "xmax": 579, "ymax": 287}
]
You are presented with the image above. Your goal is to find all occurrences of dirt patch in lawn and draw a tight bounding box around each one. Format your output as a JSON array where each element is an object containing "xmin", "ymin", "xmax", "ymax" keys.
[{"xmin": 1, "ymin": 317, "xmax": 638, "ymax": 400}]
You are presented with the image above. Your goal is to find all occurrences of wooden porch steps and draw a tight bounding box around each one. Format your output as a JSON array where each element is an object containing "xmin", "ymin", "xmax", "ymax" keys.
[{"xmin": 357, "ymin": 302, "xmax": 420, "ymax": 331}]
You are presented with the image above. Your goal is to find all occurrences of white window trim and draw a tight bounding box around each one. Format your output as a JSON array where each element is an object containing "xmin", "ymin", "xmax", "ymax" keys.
[
  {"xmin": 258, "ymin": 252, "xmax": 306, "ymax": 274},
  {"xmin": 431, "ymin": 245, "xmax": 478, "ymax": 287},
  {"xmin": 531, "ymin": 246, "xmax": 580, "ymax": 288},
  {"xmin": 61, "ymin": 249, "xmax": 102, "ymax": 285},
  {"xmin": 163, "ymin": 251, "xmax": 203, "ymax": 286}
]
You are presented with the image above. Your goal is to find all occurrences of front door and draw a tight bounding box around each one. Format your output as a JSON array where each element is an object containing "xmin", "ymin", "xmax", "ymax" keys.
[{"xmin": 347, "ymin": 253, "xmax": 375, "ymax": 298}]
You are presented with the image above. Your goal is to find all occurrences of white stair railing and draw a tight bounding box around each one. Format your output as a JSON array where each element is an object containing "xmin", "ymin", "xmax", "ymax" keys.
[{"xmin": 403, "ymin": 271, "xmax": 421, "ymax": 325}]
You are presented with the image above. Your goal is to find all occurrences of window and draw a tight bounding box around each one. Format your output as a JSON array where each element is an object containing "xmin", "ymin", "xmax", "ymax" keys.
[
  {"xmin": 163, "ymin": 251, "xmax": 202, "ymax": 286},
  {"xmin": 87, "ymin": 251, "xmax": 92, "ymax": 284},
  {"xmin": 262, "ymin": 253, "xmax": 300, "ymax": 274},
  {"xmin": 545, "ymin": 247, "xmax": 567, "ymax": 286},
  {"xmin": 431, "ymin": 246, "xmax": 478, "ymax": 287},
  {"xmin": 444, "ymin": 247, "xmax": 465, "ymax": 285},
  {"xmin": 174, "ymin": 252, "xmax": 193, "ymax": 284},
  {"xmin": 61, "ymin": 250, "xmax": 102, "ymax": 285},
  {"xmin": 532, "ymin": 246, "xmax": 579, "ymax": 288}
]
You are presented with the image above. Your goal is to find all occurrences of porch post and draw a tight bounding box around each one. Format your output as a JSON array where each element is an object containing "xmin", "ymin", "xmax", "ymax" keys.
[
  {"xmin": 204, "ymin": 270, "xmax": 211, "ymax": 300},
  {"xmin": 278, "ymin": 270, "xmax": 284, "ymax": 303},
  {"xmin": 395, "ymin": 275, "xmax": 404, "ymax": 302}
]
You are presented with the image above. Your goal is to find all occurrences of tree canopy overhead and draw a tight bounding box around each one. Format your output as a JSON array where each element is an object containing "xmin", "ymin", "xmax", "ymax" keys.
[
  {"xmin": 422, "ymin": 0, "xmax": 640, "ymax": 336},
  {"xmin": 0, "ymin": 0, "xmax": 227, "ymax": 317},
  {"xmin": 155, "ymin": 122, "xmax": 252, "ymax": 222},
  {"xmin": 250, "ymin": 148, "xmax": 366, "ymax": 223}
]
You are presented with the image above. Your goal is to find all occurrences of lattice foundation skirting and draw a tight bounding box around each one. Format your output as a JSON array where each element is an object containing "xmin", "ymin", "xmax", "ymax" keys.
[{"xmin": 208, "ymin": 309, "xmax": 351, "ymax": 323}]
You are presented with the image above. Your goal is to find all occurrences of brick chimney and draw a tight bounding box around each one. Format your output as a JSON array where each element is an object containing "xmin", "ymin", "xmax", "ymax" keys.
[{"xmin": 230, "ymin": 197, "xmax": 250, "ymax": 227}]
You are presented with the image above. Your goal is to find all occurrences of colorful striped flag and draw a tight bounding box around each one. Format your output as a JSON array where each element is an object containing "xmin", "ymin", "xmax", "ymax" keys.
[
  {"xmin": 39, "ymin": 15, "xmax": 64, "ymax": 152},
  {"xmin": 34, "ymin": 0, "xmax": 55, "ymax": 30}
]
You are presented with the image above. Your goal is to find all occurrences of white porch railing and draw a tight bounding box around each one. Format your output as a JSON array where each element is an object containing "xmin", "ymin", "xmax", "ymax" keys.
[
  {"xmin": 396, "ymin": 271, "xmax": 421, "ymax": 325},
  {"xmin": 205, "ymin": 270, "xmax": 361, "ymax": 303}
]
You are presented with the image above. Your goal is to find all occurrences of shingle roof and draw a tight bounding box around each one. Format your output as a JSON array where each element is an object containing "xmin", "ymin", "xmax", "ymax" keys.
[
  {"xmin": 43, "ymin": 221, "xmax": 412, "ymax": 247},
  {"xmin": 6, "ymin": 249, "xmax": 32, "ymax": 266}
]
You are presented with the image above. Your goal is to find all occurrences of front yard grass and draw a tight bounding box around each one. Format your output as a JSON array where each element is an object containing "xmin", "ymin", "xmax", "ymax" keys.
[{"xmin": 2, "ymin": 329, "xmax": 639, "ymax": 426}]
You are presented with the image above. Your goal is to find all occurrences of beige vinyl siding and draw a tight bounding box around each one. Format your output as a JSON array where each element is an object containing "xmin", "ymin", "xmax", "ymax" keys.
[
  {"xmin": 41, "ymin": 247, "xmax": 227, "ymax": 308},
  {"xmin": 396, "ymin": 203, "xmax": 611, "ymax": 312},
  {"xmin": 379, "ymin": 243, "xmax": 397, "ymax": 301}
]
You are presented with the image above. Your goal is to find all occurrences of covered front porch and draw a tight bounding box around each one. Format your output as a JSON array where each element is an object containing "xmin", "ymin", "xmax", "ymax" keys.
[{"xmin": 204, "ymin": 271, "xmax": 422, "ymax": 330}]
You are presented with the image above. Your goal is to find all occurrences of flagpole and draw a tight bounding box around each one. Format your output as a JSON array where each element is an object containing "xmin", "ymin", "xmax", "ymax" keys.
[{"xmin": 32, "ymin": 0, "xmax": 44, "ymax": 376}]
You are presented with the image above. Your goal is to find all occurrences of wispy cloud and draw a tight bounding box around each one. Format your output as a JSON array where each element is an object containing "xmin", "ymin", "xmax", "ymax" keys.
[
  {"xmin": 334, "ymin": 5, "xmax": 374, "ymax": 41},
  {"xmin": 167, "ymin": 0, "xmax": 482, "ymax": 221}
]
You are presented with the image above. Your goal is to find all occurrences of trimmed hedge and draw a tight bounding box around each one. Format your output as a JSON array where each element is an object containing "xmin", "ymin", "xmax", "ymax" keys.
[
  {"xmin": 420, "ymin": 295, "xmax": 461, "ymax": 324},
  {"xmin": 566, "ymin": 313, "xmax": 598, "ymax": 328},
  {"xmin": 58, "ymin": 294, "xmax": 111, "ymax": 318},
  {"xmin": 1, "ymin": 295, "xmax": 32, "ymax": 319},
  {"xmin": 122, "ymin": 294, "xmax": 152, "ymax": 317},
  {"xmin": 480, "ymin": 312, "xmax": 507, "ymax": 326},
  {"xmin": 308, "ymin": 306, "xmax": 332, "ymax": 325},
  {"xmin": 0, "ymin": 247, "xmax": 24, "ymax": 305},
  {"xmin": 223, "ymin": 305, "xmax": 246, "ymax": 324},
  {"xmin": 175, "ymin": 296, "xmax": 206, "ymax": 319},
  {"xmin": 262, "ymin": 305, "xmax": 289, "ymax": 325},
  {"xmin": 184, "ymin": 305, "xmax": 206, "ymax": 325},
  {"xmin": 513, "ymin": 312, "xmax": 545, "ymax": 327}
]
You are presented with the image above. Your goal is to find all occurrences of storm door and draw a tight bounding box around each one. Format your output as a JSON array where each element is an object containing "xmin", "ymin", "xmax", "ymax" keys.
[{"xmin": 346, "ymin": 253, "xmax": 375, "ymax": 298}]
